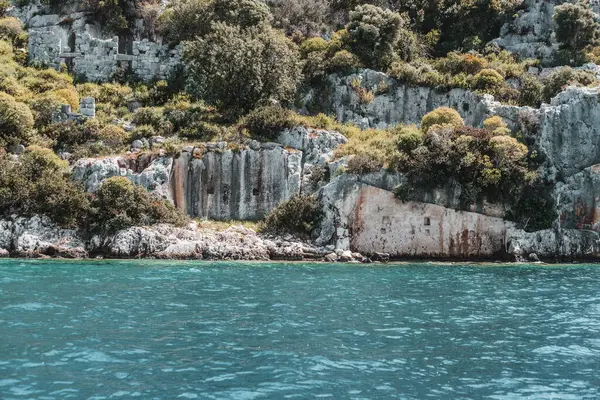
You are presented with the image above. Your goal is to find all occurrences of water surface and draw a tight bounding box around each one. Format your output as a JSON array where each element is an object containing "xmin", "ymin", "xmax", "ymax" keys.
[{"xmin": 1, "ymin": 260, "xmax": 599, "ymax": 399}]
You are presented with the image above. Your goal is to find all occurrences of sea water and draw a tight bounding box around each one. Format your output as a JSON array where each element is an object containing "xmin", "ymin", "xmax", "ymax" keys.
[{"xmin": 1, "ymin": 260, "xmax": 599, "ymax": 399}]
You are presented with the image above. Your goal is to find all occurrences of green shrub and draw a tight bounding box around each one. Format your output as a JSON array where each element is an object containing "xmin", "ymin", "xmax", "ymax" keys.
[
  {"xmin": 133, "ymin": 107, "xmax": 164, "ymax": 128},
  {"xmin": 0, "ymin": 1, "xmax": 9, "ymax": 17},
  {"xmin": 184, "ymin": 23, "xmax": 302, "ymax": 119},
  {"xmin": 347, "ymin": 155, "xmax": 381, "ymax": 174},
  {"xmin": 542, "ymin": 67, "xmax": 597, "ymax": 103},
  {"xmin": 0, "ymin": 92, "xmax": 34, "ymax": 146},
  {"xmin": 519, "ymin": 73, "xmax": 543, "ymax": 107},
  {"xmin": 327, "ymin": 50, "xmax": 361, "ymax": 74},
  {"xmin": 554, "ymin": 2, "xmax": 600, "ymax": 54},
  {"xmin": 0, "ymin": 145, "xmax": 90, "ymax": 227},
  {"xmin": 269, "ymin": 0, "xmax": 329, "ymax": 38},
  {"xmin": 239, "ymin": 105, "xmax": 299, "ymax": 140},
  {"xmin": 473, "ymin": 68, "xmax": 504, "ymax": 91},
  {"xmin": 259, "ymin": 193, "xmax": 322, "ymax": 236},
  {"xmin": 346, "ymin": 5, "xmax": 405, "ymax": 70},
  {"xmin": 159, "ymin": 0, "xmax": 272, "ymax": 42},
  {"xmin": 300, "ymin": 37, "xmax": 328, "ymax": 57},
  {"xmin": 98, "ymin": 125, "xmax": 128, "ymax": 147},
  {"xmin": 91, "ymin": 176, "xmax": 187, "ymax": 233},
  {"xmin": 395, "ymin": 125, "xmax": 424, "ymax": 153},
  {"xmin": 0, "ymin": 17, "xmax": 25, "ymax": 45},
  {"xmin": 420, "ymin": 107, "xmax": 464, "ymax": 133},
  {"xmin": 0, "ymin": 38, "xmax": 10, "ymax": 56},
  {"xmin": 48, "ymin": 120, "xmax": 86, "ymax": 148},
  {"xmin": 131, "ymin": 124, "xmax": 156, "ymax": 140},
  {"xmin": 163, "ymin": 136, "xmax": 183, "ymax": 154},
  {"xmin": 84, "ymin": 0, "xmax": 128, "ymax": 34},
  {"xmin": 29, "ymin": 92, "xmax": 62, "ymax": 128},
  {"xmin": 433, "ymin": 52, "xmax": 488, "ymax": 75}
]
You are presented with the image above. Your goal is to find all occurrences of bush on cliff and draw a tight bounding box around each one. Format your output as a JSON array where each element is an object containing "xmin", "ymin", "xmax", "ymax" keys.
[
  {"xmin": 541, "ymin": 67, "xmax": 598, "ymax": 103},
  {"xmin": 0, "ymin": 146, "xmax": 90, "ymax": 227},
  {"xmin": 398, "ymin": 124, "xmax": 534, "ymax": 205},
  {"xmin": 0, "ymin": 92, "xmax": 34, "ymax": 146},
  {"xmin": 91, "ymin": 177, "xmax": 187, "ymax": 233},
  {"xmin": 420, "ymin": 107, "xmax": 464, "ymax": 133},
  {"xmin": 554, "ymin": 1, "xmax": 600, "ymax": 62},
  {"xmin": 239, "ymin": 105, "xmax": 299, "ymax": 140},
  {"xmin": 184, "ymin": 22, "xmax": 302, "ymax": 119},
  {"xmin": 346, "ymin": 5, "xmax": 406, "ymax": 70},
  {"xmin": 259, "ymin": 194, "xmax": 322, "ymax": 237},
  {"xmin": 159, "ymin": 0, "xmax": 272, "ymax": 42}
]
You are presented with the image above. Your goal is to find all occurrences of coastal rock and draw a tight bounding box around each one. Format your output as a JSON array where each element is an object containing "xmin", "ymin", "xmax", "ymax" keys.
[
  {"xmin": 170, "ymin": 145, "xmax": 303, "ymax": 220},
  {"xmin": 0, "ymin": 248, "xmax": 8, "ymax": 258},
  {"xmin": 317, "ymin": 176, "xmax": 517, "ymax": 259},
  {"xmin": 0, "ymin": 215, "xmax": 87, "ymax": 258}
]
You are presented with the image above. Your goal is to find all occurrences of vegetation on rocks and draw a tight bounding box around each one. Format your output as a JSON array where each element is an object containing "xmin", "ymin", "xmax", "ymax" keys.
[
  {"xmin": 259, "ymin": 194, "xmax": 323, "ymax": 237},
  {"xmin": 1, "ymin": 0, "xmax": 598, "ymax": 241}
]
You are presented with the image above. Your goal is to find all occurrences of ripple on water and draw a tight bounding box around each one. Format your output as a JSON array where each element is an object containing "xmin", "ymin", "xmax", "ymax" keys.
[{"xmin": 1, "ymin": 261, "xmax": 600, "ymax": 399}]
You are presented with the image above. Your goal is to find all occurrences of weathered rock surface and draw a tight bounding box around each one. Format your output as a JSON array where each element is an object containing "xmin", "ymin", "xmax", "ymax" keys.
[
  {"xmin": 11, "ymin": 2, "xmax": 182, "ymax": 82},
  {"xmin": 0, "ymin": 216, "xmax": 86, "ymax": 258},
  {"xmin": 170, "ymin": 144, "xmax": 302, "ymax": 220},
  {"xmin": 316, "ymin": 175, "xmax": 600, "ymax": 261},
  {"xmin": 73, "ymin": 131, "xmax": 346, "ymax": 221},
  {"xmin": 0, "ymin": 216, "xmax": 348, "ymax": 262},
  {"xmin": 491, "ymin": 0, "xmax": 558, "ymax": 64}
]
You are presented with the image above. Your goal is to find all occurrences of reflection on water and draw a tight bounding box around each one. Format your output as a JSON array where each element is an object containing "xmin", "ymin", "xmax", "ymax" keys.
[{"xmin": 1, "ymin": 260, "xmax": 599, "ymax": 399}]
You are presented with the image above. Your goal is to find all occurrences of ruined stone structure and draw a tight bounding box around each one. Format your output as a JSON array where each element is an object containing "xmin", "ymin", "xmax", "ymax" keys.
[
  {"xmin": 53, "ymin": 97, "xmax": 95, "ymax": 122},
  {"xmin": 13, "ymin": 3, "xmax": 182, "ymax": 82}
]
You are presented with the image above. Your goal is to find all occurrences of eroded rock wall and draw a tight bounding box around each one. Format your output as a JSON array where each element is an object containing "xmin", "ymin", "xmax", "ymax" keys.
[{"xmin": 170, "ymin": 145, "xmax": 302, "ymax": 220}]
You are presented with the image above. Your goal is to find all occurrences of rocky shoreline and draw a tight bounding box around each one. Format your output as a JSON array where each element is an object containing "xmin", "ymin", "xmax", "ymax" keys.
[
  {"xmin": 0, "ymin": 215, "xmax": 376, "ymax": 263},
  {"xmin": 0, "ymin": 215, "xmax": 558, "ymax": 264}
]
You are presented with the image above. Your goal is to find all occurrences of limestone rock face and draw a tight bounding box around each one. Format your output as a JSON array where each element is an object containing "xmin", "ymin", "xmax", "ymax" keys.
[
  {"xmin": 554, "ymin": 163, "xmax": 600, "ymax": 232},
  {"xmin": 0, "ymin": 216, "xmax": 86, "ymax": 258},
  {"xmin": 277, "ymin": 127, "xmax": 347, "ymax": 166},
  {"xmin": 491, "ymin": 0, "xmax": 558, "ymax": 64},
  {"xmin": 316, "ymin": 175, "xmax": 516, "ymax": 258},
  {"xmin": 537, "ymin": 87, "xmax": 600, "ymax": 180},
  {"xmin": 170, "ymin": 145, "xmax": 303, "ymax": 220},
  {"xmin": 72, "ymin": 154, "xmax": 173, "ymax": 200},
  {"xmin": 313, "ymin": 70, "xmax": 491, "ymax": 129}
]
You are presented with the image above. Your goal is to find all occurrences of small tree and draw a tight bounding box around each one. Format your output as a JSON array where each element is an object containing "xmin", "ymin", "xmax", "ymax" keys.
[
  {"xmin": 259, "ymin": 194, "xmax": 322, "ymax": 237},
  {"xmin": 346, "ymin": 5, "xmax": 405, "ymax": 70},
  {"xmin": 159, "ymin": 0, "xmax": 272, "ymax": 42},
  {"xmin": 554, "ymin": 2, "xmax": 600, "ymax": 55},
  {"xmin": 184, "ymin": 23, "xmax": 302, "ymax": 119}
]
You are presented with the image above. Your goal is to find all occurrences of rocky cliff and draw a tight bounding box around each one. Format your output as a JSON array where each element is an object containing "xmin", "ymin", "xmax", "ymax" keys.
[
  {"xmin": 306, "ymin": 71, "xmax": 600, "ymax": 261},
  {"xmin": 67, "ymin": 72, "xmax": 600, "ymax": 261},
  {"xmin": 72, "ymin": 127, "xmax": 346, "ymax": 221}
]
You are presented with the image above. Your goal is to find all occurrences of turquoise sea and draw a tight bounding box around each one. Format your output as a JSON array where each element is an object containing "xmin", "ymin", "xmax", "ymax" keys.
[{"xmin": 1, "ymin": 259, "xmax": 599, "ymax": 399}]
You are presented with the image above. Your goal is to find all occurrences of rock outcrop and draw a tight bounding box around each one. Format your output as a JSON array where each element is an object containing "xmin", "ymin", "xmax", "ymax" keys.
[
  {"xmin": 0, "ymin": 216, "xmax": 87, "ymax": 258},
  {"xmin": 72, "ymin": 129, "xmax": 345, "ymax": 221},
  {"xmin": 491, "ymin": 0, "xmax": 558, "ymax": 64},
  {"xmin": 307, "ymin": 69, "xmax": 528, "ymax": 130},
  {"xmin": 0, "ymin": 216, "xmax": 345, "ymax": 261},
  {"xmin": 170, "ymin": 143, "xmax": 302, "ymax": 220}
]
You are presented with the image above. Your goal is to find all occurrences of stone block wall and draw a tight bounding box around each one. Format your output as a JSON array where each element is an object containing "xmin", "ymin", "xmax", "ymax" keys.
[
  {"xmin": 28, "ymin": 30, "xmax": 62, "ymax": 66},
  {"xmin": 26, "ymin": 28, "xmax": 183, "ymax": 82}
]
